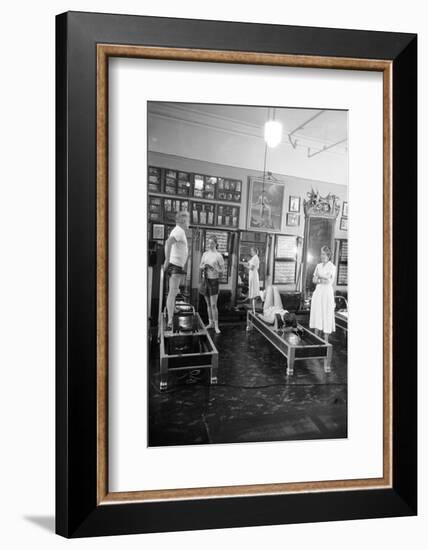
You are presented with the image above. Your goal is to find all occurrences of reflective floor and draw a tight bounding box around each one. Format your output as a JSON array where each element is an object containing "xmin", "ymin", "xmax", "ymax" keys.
[{"xmin": 148, "ymin": 320, "xmax": 347, "ymax": 446}]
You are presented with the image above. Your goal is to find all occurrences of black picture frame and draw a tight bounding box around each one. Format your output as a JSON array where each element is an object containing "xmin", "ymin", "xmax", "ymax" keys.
[
  {"xmin": 247, "ymin": 176, "xmax": 286, "ymax": 232},
  {"xmin": 56, "ymin": 11, "xmax": 417, "ymax": 538},
  {"xmin": 273, "ymin": 260, "xmax": 297, "ymax": 284},
  {"xmin": 152, "ymin": 223, "xmax": 165, "ymax": 241},
  {"xmin": 289, "ymin": 195, "xmax": 301, "ymax": 212},
  {"xmin": 286, "ymin": 212, "xmax": 300, "ymax": 226}
]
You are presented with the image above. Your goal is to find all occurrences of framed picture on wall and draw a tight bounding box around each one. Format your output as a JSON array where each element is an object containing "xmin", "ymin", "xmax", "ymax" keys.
[
  {"xmin": 289, "ymin": 195, "xmax": 301, "ymax": 212},
  {"xmin": 247, "ymin": 176, "xmax": 285, "ymax": 233},
  {"xmin": 152, "ymin": 223, "xmax": 164, "ymax": 240},
  {"xmin": 340, "ymin": 217, "xmax": 348, "ymax": 231},
  {"xmin": 56, "ymin": 11, "xmax": 416, "ymax": 538},
  {"xmin": 342, "ymin": 201, "xmax": 349, "ymax": 217},
  {"xmin": 286, "ymin": 213, "xmax": 300, "ymax": 227}
]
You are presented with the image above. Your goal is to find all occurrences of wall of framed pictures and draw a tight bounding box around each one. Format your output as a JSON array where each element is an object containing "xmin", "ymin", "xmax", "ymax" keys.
[
  {"xmin": 148, "ymin": 165, "xmax": 240, "ymax": 229},
  {"xmin": 148, "ymin": 152, "xmax": 348, "ymax": 238},
  {"xmin": 191, "ymin": 201, "xmax": 215, "ymax": 226},
  {"xmin": 163, "ymin": 198, "xmax": 190, "ymax": 224}
]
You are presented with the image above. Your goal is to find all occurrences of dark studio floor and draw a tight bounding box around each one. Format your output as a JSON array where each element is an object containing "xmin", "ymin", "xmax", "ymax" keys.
[{"xmin": 148, "ymin": 318, "xmax": 347, "ymax": 446}]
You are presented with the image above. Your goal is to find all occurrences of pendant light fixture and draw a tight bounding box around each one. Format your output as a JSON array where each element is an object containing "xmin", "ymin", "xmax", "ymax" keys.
[
  {"xmin": 264, "ymin": 107, "xmax": 282, "ymax": 148},
  {"xmin": 258, "ymin": 107, "xmax": 281, "ymax": 231}
]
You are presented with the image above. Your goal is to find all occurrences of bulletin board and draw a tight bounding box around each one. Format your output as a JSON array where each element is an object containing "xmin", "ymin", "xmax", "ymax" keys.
[{"xmin": 273, "ymin": 234, "xmax": 298, "ymax": 284}]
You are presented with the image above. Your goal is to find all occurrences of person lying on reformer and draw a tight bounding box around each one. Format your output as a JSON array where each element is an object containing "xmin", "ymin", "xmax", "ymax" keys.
[{"xmin": 258, "ymin": 285, "xmax": 289, "ymax": 327}]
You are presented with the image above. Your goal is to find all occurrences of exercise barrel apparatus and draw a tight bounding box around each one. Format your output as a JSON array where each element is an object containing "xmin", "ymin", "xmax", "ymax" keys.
[{"xmin": 157, "ymin": 267, "xmax": 219, "ymax": 391}]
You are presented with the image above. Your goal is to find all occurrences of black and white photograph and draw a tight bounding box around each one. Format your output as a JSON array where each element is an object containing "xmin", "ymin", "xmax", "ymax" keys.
[
  {"xmin": 0, "ymin": 0, "xmax": 421, "ymax": 545},
  {"xmin": 152, "ymin": 223, "xmax": 165, "ymax": 241},
  {"xmin": 286, "ymin": 212, "xmax": 300, "ymax": 226},
  {"xmin": 247, "ymin": 174, "xmax": 285, "ymax": 231},
  {"xmin": 147, "ymin": 102, "xmax": 349, "ymax": 447},
  {"xmin": 289, "ymin": 195, "xmax": 301, "ymax": 212},
  {"xmin": 342, "ymin": 201, "xmax": 349, "ymax": 218}
]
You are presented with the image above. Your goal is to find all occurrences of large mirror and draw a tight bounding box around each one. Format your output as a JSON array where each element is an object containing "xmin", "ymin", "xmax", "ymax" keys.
[
  {"xmin": 236, "ymin": 231, "xmax": 268, "ymax": 302},
  {"xmin": 301, "ymin": 190, "xmax": 340, "ymax": 302}
]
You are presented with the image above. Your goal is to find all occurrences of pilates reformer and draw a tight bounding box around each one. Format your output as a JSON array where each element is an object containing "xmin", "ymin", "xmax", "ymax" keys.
[
  {"xmin": 246, "ymin": 304, "xmax": 332, "ymax": 376},
  {"xmin": 157, "ymin": 267, "xmax": 218, "ymax": 391},
  {"xmin": 335, "ymin": 295, "xmax": 348, "ymax": 337}
]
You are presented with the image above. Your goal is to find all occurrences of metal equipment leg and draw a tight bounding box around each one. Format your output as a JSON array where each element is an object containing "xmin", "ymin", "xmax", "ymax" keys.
[
  {"xmin": 160, "ymin": 357, "xmax": 168, "ymax": 391},
  {"xmin": 324, "ymin": 344, "xmax": 332, "ymax": 373},
  {"xmin": 287, "ymin": 348, "xmax": 295, "ymax": 376},
  {"xmin": 210, "ymin": 353, "xmax": 218, "ymax": 385},
  {"xmin": 246, "ymin": 311, "xmax": 252, "ymax": 332},
  {"xmin": 157, "ymin": 266, "xmax": 165, "ymax": 343}
]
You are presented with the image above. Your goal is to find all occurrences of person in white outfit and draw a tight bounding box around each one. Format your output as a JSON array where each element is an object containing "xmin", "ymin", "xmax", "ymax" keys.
[
  {"xmin": 246, "ymin": 247, "xmax": 260, "ymax": 310},
  {"xmin": 309, "ymin": 245, "xmax": 336, "ymax": 342},
  {"xmin": 163, "ymin": 210, "xmax": 190, "ymax": 329}
]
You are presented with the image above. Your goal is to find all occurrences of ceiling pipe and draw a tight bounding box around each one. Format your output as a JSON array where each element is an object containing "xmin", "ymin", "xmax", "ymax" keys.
[
  {"xmin": 288, "ymin": 110, "xmax": 325, "ymax": 149},
  {"xmin": 307, "ymin": 138, "xmax": 348, "ymax": 158}
]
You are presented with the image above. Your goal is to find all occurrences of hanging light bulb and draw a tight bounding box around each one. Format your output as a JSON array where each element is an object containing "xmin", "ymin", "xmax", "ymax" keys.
[
  {"xmin": 264, "ymin": 120, "xmax": 282, "ymax": 147},
  {"xmin": 264, "ymin": 107, "xmax": 282, "ymax": 148}
]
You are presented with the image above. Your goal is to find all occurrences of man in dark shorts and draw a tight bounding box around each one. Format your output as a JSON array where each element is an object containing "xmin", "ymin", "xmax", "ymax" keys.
[{"xmin": 163, "ymin": 210, "xmax": 190, "ymax": 329}]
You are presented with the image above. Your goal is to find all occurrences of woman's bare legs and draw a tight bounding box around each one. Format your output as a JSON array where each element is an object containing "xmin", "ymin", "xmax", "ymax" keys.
[
  {"xmin": 264, "ymin": 285, "xmax": 274, "ymax": 310},
  {"xmin": 210, "ymin": 294, "xmax": 220, "ymax": 333},
  {"xmin": 204, "ymin": 296, "xmax": 213, "ymax": 328},
  {"xmin": 272, "ymin": 286, "xmax": 282, "ymax": 309}
]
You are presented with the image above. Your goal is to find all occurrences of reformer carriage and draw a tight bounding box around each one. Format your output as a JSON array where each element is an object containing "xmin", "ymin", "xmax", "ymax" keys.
[{"xmin": 246, "ymin": 309, "xmax": 332, "ymax": 376}]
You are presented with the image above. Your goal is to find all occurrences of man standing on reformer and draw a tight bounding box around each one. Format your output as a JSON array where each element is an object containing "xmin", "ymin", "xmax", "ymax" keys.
[{"xmin": 163, "ymin": 210, "xmax": 190, "ymax": 330}]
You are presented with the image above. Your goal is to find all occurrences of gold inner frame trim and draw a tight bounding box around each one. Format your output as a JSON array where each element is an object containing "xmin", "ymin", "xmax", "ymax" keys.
[{"xmin": 96, "ymin": 44, "xmax": 393, "ymax": 504}]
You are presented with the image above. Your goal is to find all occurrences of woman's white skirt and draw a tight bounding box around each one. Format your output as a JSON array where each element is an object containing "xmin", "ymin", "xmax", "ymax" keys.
[
  {"xmin": 309, "ymin": 284, "xmax": 335, "ymax": 333},
  {"xmin": 248, "ymin": 270, "xmax": 260, "ymax": 299}
]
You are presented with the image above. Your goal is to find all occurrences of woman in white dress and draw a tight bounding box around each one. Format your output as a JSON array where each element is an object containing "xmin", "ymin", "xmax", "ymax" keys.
[
  {"xmin": 247, "ymin": 247, "xmax": 260, "ymax": 310},
  {"xmin": 309, "ymin": 246, "xmax": 336, "ymax": 342}
]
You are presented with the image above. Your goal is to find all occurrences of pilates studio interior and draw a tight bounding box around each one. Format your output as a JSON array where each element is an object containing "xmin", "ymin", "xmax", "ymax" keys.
[{"xmin": 147, "ymin": 103, "xmax": 348, "ymax": 447}]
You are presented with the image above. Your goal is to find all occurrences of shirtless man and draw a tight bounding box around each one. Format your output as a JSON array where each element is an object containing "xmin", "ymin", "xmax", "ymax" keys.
[{"xmin": 163, "ymin": 210, "xmax": 190, "ymax": 329}]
